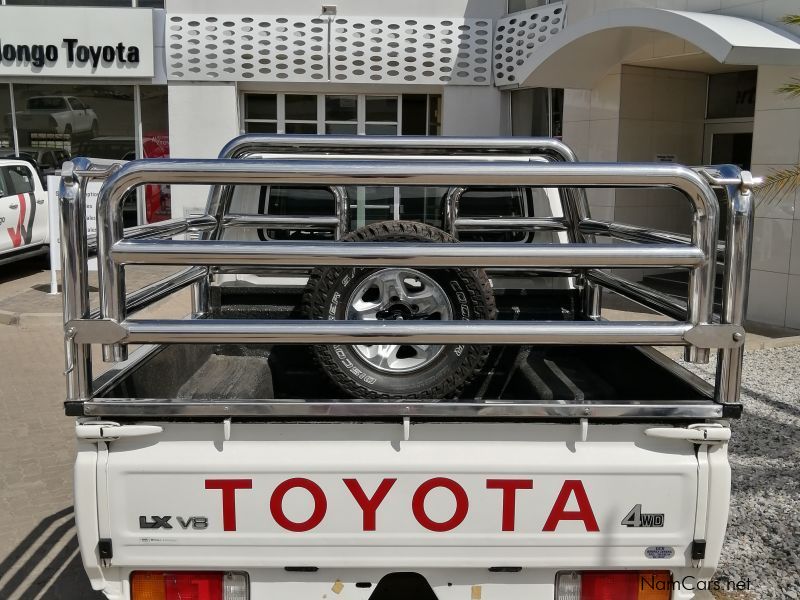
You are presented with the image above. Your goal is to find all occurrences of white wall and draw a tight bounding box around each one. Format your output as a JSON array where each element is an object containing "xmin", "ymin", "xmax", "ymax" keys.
[
  {"xmin": 442, "ymin": 86, "xmax": 505, "ymax": 135},
  {"xmin": 748, "ymin": 65, "xmax": 800, "ymax": 328},
  {"xmin": 168, "ymin": 83, "xmax": 240, "ymax": 217},
  {"xmin": 165, "ymin": 0, "xmax": 507, "ymax": 19}
]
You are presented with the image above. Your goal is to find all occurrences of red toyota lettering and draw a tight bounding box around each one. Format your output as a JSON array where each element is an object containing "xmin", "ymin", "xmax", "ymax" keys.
[
  {"xmin": 542, "ymin": 480, "xmax": 599, "ymax": 532},
  {"xmin": 205, "ymin": 479, "xmax": 253, "ymax": 532},
  {"xmin": 412, "ymin": 477, "xmax": 469, "ymax": 532},
  {"xmin": 486, "ymin": 479, "xmax": 534, "ymax": 531},
  {"xmin": 270, "ymin": 478, "xmax": 328, "ymax": 532},
  {"xmin": 343, "ymin": 478, "xmax": 396, "ymax": 531}
]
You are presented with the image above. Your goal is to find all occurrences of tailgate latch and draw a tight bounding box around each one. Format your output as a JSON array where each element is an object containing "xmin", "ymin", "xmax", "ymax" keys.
[
  {"xmin": 76, "ymin": 421, "xmax": 163, "ymax": 441},
  {"xmin": 644, "ymin": 423, "xmax": 730, "ymax": 444}
]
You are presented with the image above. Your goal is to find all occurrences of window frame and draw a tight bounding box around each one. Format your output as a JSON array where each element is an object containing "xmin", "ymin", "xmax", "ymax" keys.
[
  {"xmin": 242, "ymin": 92, "xmax": 436, "ymax": 136},
  {"xmin": 1, "ymin": 164, "xmax": 36, "ymax": 196}
]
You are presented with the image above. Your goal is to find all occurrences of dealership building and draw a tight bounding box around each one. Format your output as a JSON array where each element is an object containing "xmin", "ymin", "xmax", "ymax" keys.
[{"xmin": 1, "ymin": 0, "xmax": 800, "ymax": 328}]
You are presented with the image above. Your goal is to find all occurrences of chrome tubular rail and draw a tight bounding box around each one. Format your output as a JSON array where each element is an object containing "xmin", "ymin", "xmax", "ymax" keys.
[
  {"xmin": 91, "ymin": 158, "xmax": 720, "ymax": 365},
  {"xmin": 59, "ymin": 137, "xmax": 756, "ymax": 419},
  {"xmin": 88, "ymin": 266, "xmax": 207, "ymax": 320},
  {"xmin": 211, "ymin": 134, "xmax": 600, "ymax": 316},
  {"xmin": 60, "ymin": 158, "xmax": 94, "ymax": 402},
  {"xmin": 586, "ymin": 269, "xmax": 689, "ymax": 322},
  {"xmin": 111, "ymin": 240, "xmax": 704, "ymax": 268},
  {"xmin": 715, "ymin": 166, "xmax": 755, "ymax": 404}
]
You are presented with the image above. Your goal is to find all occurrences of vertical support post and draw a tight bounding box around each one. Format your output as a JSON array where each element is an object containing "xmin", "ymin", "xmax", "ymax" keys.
[
  {"xmin": 8, "ymin": 83, "xmax": 20, "ymax": 155},
  {"xmin": 191, "ymin": 273, "xmax": 210, "ymax": 318},
  {"xmin": 332, "ymin": 185, "xmax": 349, "ymax": 239},
  {"xmin": 715, "ymin": 168, "xmax": 755, "ymax": 404},
  {"xmin": 133, "ymin": 83, "xmax": 146, "ymax": 225},
  {"xmin": 443, "ymin": 186, "xmax": 465, "ymax": 237},
  {"xmin": 59, "ymin": 160, "xmax": 92, "ymax": 401},
  {"xmin": 97, "ymin": 171, "xmax": 128, "ymax": 363}
]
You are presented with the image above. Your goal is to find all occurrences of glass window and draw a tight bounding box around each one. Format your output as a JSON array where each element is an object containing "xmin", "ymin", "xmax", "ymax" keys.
[
  {"xmin": 266, "ymin": 186, "xmax": 336, "ymax": 240},
  {"xmin": 1, "ymin": 165, "xmax": 36, "ymax": 195},
  {"xmin": 364, "ymin": 96, "xmax": 397, "ymax": 136},
  {"xmin": 707, "ymin": 71, "xmax": 757, "ymax": 119},
  {"xmin": 141, "ymin": 85, "xmax": 170, "ymax": 223},
  {"xmin": 325, "ymin": 123, "xmax": 357, "ymax": 134},
  {"xmin": 325, "ymin": 95, "xmax": 357, "ymax": 121},
  {"xmin": 245, "ymin": 94, "xmax": 277, "ymax": 121},
  {"xmin": 285, "ymin": 94, "xmax": 317, "ymax": 120},
  {"xmin": 4, "ymin": 0, "xmax": 134, "ymax": 5},
  {"xmin": 399, "ymin": 187, "xmax": 447, "ymax": 228},
  {"xmin": 285, "ymin": 122, "xmax": 317, "ymax": 134},
  {"xmin": 508, "ymin": 0, "xmax": 553, "ymax": 12},
  {"xmin": 247, "ymin": 122, "xmax": 278, "ymax": 134},
  {"xmin": 0, "ymin": 85, "xmax": 12, "ymax": 151},
  {"xmin": 511, "ymin": 87, "xmax": 563, "ymax": 137},
  {"xmin": 12, "ymin": 83, "xmax": 134, "ymax": 160},
  {"xmin": 242, "ymin": 93, "xmax": 440, "ymax": 137},
  {"xmin": 347, "ymin": 186, "xmax": 394, "ymax": 229},
  {"xmin": 401, "ymin": 95, "xmax": 427, "ymax": 135},
  {"xmin": 365, "ymin": 96, "xmax": 397, "ymax": 122}
]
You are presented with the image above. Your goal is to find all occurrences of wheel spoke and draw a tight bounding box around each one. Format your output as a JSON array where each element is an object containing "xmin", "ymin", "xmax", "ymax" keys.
[
  {"xmin": 409, "ymin": 289, "xmax": 446, "ymax": 318},
  {"xmin": 376, "ymin": 344, "xmax": 401, "ymax": 369},
  {"xmin": 350, "ymin": 297, "xmax": 382, "ymax": 319}
]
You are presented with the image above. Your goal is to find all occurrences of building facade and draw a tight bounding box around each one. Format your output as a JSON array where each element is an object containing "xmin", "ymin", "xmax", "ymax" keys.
[{"xmin": 1, "ymin": 0, "xmax": 799, "ymax": 327}]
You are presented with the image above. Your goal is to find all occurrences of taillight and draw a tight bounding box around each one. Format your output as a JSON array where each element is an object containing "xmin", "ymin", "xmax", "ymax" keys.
[
  {"xmin": 556, "ymin": 571, "xmax": 671, "ymax": 600},
  {"xmin": 131, "ymin": 571, "xmax": 248, "ymax": 600}
]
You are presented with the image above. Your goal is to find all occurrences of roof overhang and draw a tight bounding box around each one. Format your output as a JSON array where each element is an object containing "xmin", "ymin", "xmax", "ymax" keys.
[{"xmin": 511, "ymin": 8, "xmax": 800, "ymax": 89}]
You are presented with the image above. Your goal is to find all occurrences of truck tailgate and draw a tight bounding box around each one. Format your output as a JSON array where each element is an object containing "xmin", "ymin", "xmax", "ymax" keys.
[{"xmin": 88, "ymin": 421, "xmax": 711, "ymax": 570}]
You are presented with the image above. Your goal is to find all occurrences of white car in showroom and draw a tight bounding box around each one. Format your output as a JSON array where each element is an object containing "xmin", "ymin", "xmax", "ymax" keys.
[{"xmin": 9, "ymin": 96, "xmax": 99, "ymax": 138}]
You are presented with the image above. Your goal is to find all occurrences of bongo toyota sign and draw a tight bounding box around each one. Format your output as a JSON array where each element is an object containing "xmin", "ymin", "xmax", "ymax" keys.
[{"xmin": 0, "ymin": 6, "xmax": 154, "ymax": 77}]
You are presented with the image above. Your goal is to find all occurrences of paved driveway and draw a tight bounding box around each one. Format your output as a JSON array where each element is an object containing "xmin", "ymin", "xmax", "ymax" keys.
[{"xmin": 0, "ymin": 256, "xmax": 186, "ymax": 599}]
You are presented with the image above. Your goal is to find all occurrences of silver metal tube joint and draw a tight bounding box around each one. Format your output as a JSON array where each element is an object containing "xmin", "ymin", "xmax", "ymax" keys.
[
  {"xmin": 715, "ymin": 167, "xmax": 755, "ymax": 403},
  {"xmin": 59, "ymin": 159, "xmax": 93, "ymax": 401}
]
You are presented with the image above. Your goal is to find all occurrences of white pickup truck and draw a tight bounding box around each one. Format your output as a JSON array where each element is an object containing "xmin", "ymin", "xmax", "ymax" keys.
[
  {"xmin": 59, "ymin": 136, "xmax": 754, "ymax": 600},
  {"xmin": 0, "ymin": 157, "xmax": 48, "ymax": 265}
]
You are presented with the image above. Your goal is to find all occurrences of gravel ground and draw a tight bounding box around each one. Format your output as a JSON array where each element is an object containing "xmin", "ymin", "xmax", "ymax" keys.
[{"xmin": 684, "ymin": 346, "xmax": 800, "ymax": 599}]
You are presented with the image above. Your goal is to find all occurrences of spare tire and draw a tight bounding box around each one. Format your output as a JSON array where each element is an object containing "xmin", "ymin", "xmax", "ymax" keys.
[{"xmin": 302, "ymin": 221, "xmax": 496, "ymax": 400}]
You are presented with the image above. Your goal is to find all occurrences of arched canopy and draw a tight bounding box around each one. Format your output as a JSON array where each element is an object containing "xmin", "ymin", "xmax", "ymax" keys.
[{"xmin": 511, "ymin": 8, "xmax": 800, "ymax": 89}]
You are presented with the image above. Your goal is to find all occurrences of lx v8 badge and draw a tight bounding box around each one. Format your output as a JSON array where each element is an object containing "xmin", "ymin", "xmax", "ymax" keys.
[
  {"xmin": 139, "ymin": 515, "xmax": 208, "ymax": 530},
  {"xmin": 621, "ymin": 504, "xmax": 664, "ymax": 528}
]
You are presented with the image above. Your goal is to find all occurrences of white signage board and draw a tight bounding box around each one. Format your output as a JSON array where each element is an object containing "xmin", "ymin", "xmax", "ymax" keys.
[
  {"xmin": 0, "ymin": 7, "xmax": 154, "ymax": 78},
  {"xmin": 48, "ymin": 175, "xmax": 98, "ymax": 295}
]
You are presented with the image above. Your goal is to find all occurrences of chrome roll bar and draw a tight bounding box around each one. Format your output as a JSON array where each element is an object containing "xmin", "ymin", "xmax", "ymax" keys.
[
  {"xmin": 59, "ymin": 136, "xmax": 755, "ymax": 415},
  {"xmin": 95, "ymin": 158, "xmax": 718, "ymax": 362}
]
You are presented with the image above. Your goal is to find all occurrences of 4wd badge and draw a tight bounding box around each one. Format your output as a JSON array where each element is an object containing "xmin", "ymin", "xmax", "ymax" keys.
[{"xmin": 621, "ymin": 504, "xmax": 664, "ymax": 528}]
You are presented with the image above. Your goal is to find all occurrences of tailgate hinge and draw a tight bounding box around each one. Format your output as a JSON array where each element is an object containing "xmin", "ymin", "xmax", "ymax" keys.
[{"xmin": 76, "ymin": 421, "xmax": 163, "ymax": 442}]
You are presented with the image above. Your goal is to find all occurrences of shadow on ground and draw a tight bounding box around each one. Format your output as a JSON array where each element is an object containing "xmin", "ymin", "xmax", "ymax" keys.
[{"xmin": 0, "ymin": 507, "xmax": 102, "ymax": 600}]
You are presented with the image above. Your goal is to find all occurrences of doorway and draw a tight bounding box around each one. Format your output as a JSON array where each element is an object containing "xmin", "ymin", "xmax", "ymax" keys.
[{"xmin": 703, "ymin": 120, "xmax": 753, "ymax": 169}]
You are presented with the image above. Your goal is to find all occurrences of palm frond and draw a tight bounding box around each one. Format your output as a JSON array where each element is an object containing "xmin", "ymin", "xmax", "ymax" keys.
[
  {"xmin": 777, "ymin": 78, "xmax": 800, "ymax": 97},
  {"xmin": 756, "ymin": 166, "xmax": 800, "ymax": 206},
  {"xmin": 780, "ymin": 14, "xmax": 800, "ymax": 25}
]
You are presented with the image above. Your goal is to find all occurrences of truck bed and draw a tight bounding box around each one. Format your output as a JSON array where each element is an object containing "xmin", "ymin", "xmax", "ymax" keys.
[{"xmin": 81, "ymin": 286, "xmax": 728, "ymax": 419}]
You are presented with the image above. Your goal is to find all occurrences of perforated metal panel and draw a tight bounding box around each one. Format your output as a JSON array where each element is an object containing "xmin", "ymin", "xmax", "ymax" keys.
[
  {"xmin": 328, "ymin": 17, "xmax": 493, "ymax": 85},
  {"xmin": 493, "ymin": 2, "xmax": 566, "ymax": 85},
  {"xmin": 166, "ymin": 14, "xmax": 329, "ymax": 82},
  {"xmin": 165, "ymin": 13, "xmax": 497, "ymax": 85}
]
